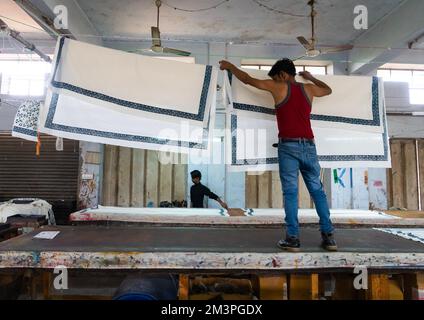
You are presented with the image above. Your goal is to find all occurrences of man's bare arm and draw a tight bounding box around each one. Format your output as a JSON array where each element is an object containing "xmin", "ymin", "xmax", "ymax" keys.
[
  {"xmin": 299, "ymin": 71, "xmax": 332, "ymax": 97},
  {"xmin": 220, "ymin": 60, "xmax": 274, "ymax": 92}
]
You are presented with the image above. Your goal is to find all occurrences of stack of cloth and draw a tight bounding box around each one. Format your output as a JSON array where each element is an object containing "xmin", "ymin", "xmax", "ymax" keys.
[
  {"xmin": 0, "ymin": 198, "xmax": 55, "ymax": 225},
  {"xmin": 13, "ymin": 37, "xmax": 218, "ymax": 154},
  {"xmin": 224, "ymin": 69, "xmax": 391, "ymax": 171}
]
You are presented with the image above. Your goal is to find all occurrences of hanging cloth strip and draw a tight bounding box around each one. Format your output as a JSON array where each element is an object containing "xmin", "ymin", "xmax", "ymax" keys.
[
  {"xmin": 46, "ymin": 37, "xmax": 216, "ymax": 127},
  {"xmin": 38, "ymin": 37, "xmax": 218, "ymax": 153},
  {"xmin": 228, "ymin": 69, "xmax": 383, "ymax": 133},
  {"xmin": 11, "ymin": 100, "xmax": 41, "ymax": 142},
  {"xmin": 226, "ymin": 75, "xmax": 391, "ymax": 171}
]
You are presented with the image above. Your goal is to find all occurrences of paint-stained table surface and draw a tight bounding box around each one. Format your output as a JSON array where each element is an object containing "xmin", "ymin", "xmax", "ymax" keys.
[
  {"xmin": 0, "ymin": 226, "xmax": 424, "ymax": 270},
  {"xmin": 1, "ymin": 225, "xmax": 424, "ymax": 253}
]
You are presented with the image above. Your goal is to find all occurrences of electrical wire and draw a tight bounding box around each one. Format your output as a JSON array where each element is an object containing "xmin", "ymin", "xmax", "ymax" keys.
[
  {"xmin": 251, "ymin": 0, "xmax": 308, "ymax": 18},
  {"xmin": 0, "ymin": 14, "xmax": 45, "ymax": 32},
  {"xmin": 162, "ymin": 0, "xmax": 230, "ymax": 12},
  {"xmin": 1, "ymin": 14, "xmax": 423, "ymax": 66}
]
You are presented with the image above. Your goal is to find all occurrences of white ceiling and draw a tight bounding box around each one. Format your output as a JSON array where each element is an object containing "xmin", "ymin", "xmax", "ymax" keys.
[{"xmin": 75, "ymin": 0, "xmax": 406, "ymax": 45}]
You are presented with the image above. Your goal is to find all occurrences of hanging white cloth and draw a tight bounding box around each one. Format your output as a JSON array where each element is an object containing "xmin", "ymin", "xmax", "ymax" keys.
[
  {"xmin": 38, "ymin": 37, "xmax": 218, "ymax": 153},
  {"xmin": 229, "ymin": 69, "xmax": 383, "ymax": 133},
  {"xmin": 225, "ymin": 74, "xmax": 391, "ymax": 171},
  {"xmin": 46, "ymin": 37, "xmax": 215, "ymax": 127}
]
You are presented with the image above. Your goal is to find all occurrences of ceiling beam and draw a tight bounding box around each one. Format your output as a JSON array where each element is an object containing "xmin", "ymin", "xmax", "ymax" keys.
[
  {"xmin": 13, "ymin": 0, "xmax": 67, "ymax": 39},
  {"xmin": 15, "ymin": 0, "xmax": 102, "ymax": 45},
  {"xmin": 348, "ymin": 0, "xmax": 424, "ymax": 74}
]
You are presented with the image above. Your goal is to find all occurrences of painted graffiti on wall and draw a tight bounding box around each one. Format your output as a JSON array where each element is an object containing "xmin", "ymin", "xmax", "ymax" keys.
[
  {"xmin": 78, "ymin": 172, "xmax": 98, "ymax": 210},
  {"xmin": 77, "ymin": 143, "xmax": 101, "ymax": 210}
]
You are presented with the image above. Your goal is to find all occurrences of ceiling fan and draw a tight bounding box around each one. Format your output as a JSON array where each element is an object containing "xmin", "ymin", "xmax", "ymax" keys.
[
  {"xmin": 142, "ymin": 0, "xmax": 191, "ymax": 56},
  {"xmin": 295, "ymin": 0, "xmax": 353, "ymax": 60}
]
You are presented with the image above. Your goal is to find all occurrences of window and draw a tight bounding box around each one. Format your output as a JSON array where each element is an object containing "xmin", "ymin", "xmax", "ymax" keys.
[
  {"xmin": 298, "ymin": 65, "xmax": 327, "ymax": 75},
  {"xmin": 240, "ymin": 65, "xmax": 271, "ymax": 71},
  {"xmin": 377, "ymin": 68, "xmax": 424, "ymax": 105},
  {"xmin": 154, "ymin": 56, "xmax": 195, "ymax": 64},
  {"xmin": 241, "ymin": 63, "xmax": 327, "ymax": 75},
  {"xmin": 411, "ymin": 71, "xmax": 424, "ymax": 105},
  {"xmin": 0, "ymin": 60, "xmax": 51, "ymax": 97}
]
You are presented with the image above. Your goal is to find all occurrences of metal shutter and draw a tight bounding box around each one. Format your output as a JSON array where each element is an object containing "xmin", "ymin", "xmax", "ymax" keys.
[{"xmin": 0, "ymin": 134, "xmax": 79, "ymax": 220}]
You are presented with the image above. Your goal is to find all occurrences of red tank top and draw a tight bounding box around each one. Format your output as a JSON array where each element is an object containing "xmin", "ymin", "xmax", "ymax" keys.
[{"xmin": 275, "ymin": 82, "xmax": 314, "ymax": 139}]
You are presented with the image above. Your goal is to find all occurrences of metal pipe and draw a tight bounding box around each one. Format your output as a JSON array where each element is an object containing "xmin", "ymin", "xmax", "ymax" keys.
[
  {"xmin": 8, "ymin": 29, "xmax": 52, "ymax": 62},
  {"xmin": 0, "ymin": 18, "xmax": 51, "ymax": 62},
  {"xmin": 156, "ymin": 0, "xmax": 161, "ymax": 28}
]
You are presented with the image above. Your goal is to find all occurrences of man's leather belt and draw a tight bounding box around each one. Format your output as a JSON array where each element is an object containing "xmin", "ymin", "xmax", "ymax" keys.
[{"xmin": 279, "ymin": 138, "xmax": 315, "ymax": 143}]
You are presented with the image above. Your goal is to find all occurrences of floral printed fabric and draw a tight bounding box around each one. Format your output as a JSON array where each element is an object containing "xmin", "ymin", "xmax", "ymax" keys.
[{"xmin": 12, "ymin": 100, "xmax": 42, "ymax": 142}]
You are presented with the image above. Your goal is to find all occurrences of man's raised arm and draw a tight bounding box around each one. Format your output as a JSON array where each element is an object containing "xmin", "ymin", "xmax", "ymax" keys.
[
  {"xmin": 299, "ymin": 71, "xmax": 332, "ymax": 97},
  {"xmin": 219, "ymin": 60, "xmax": 274, "ymax": 92}
]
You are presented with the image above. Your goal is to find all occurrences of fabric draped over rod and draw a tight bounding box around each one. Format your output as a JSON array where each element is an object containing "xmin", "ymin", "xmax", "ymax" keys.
[
  {"xmin": 11, "ymin": 38, "xmax": 391, "ymax": 171},
  {"xmin": 224, "ymin": 70, "xmax": 391, "ymax": 171},
  {"xmin": 38, "ymin": 37, "xmax": 218, "ymax": 153}
]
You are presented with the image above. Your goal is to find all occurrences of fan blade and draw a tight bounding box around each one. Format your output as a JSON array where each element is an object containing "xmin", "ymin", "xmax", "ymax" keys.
[
  {"xmin": 320, "ymin": 44, "xmax": 353, "ymax": 54},
  {"xmin": 163, "ymin": 47, "xmax": 191, "ymax": 56},
  {"xmin": 133, "ymin": 48, "xmax": 156, "ymax": 55},
  {"xmin": 297, "ymin": 36, "xmax": 313, "ymax": 50},
  {"xmin": 151, "ymin": 26, "xmax": 161, "ymax": 47}
]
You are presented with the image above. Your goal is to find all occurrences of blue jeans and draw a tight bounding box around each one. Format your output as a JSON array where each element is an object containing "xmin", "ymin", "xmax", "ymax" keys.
[{"xmin": 278, "ymin": 140, "xmax": 334, "ymax": 237}]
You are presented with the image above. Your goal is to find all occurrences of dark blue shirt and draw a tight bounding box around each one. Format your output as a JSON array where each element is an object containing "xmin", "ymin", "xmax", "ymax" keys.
[{"xmin": 190, "ymin": 183, "xmax": 219, "ymax": 208}]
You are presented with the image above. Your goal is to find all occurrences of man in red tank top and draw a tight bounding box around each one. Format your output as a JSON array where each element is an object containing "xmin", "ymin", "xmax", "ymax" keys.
[{"xmin": 220, "ymin": 58, "xmax": 337, "ymax": 252}]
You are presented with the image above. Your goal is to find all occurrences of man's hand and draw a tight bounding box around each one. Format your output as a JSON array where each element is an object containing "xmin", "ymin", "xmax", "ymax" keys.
[
  {"xmin": 218, "ymin": 199, "xmax": 229, "ymax": 210},
  {"xmin": 298, "ymin": 71, "xmax": 315, "ymax": 81},
  {"xmin": 219, "ymin": 60, "xmax": 233, "ymax": 71},
  {"xmin": 219, "ymin": 60, "xmax": 275, "ymax": 93},
  {"xmin": 300, "ymin": 71, "xmax": 332, "ymax": 97}
]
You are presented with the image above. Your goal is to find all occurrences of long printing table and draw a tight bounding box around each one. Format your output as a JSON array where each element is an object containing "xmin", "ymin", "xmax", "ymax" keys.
[
  {"xmin": 68, "ymin": 207, "xmax": 424, "ymax": 227},
  {"xmin": 1, "ymin": 207, "xmax": 424, "ymax": 299},
  {"xmin": 1, "ymin": 225, "xmax": 423, "ymax": 271}
]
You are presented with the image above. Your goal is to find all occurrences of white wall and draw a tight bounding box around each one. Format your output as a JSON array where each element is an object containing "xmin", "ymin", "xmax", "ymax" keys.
[{"xmin": 388, "ymin": 116, "xmax": 424, "ymax": 138}]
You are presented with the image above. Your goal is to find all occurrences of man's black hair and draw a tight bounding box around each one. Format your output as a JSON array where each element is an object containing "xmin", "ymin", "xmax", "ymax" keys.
[
  {"xmin": 190, "ymin": 170, "xmax": 202, "ymax": 179},
  {"xmin": 268, "ymin": 58, "xmax": 296, "ymax": 77}
]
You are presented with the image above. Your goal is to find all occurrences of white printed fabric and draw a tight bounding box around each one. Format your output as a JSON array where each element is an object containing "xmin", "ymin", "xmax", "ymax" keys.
[
  {"xmin": 225, "ymin": 73, "xmax": 391, "ymax": 171},
  {"xmin": 227, "ymin": 69, "xmax": 383, "ymax": 133},
  {"xmin": 39, "ymin": 37, "xmax": 218, "ymax": 153},
  {"xmin": 12, "ymin": 100, "xmax": 41, "ymax": 142},
  {"xmin": 245, "ymin": 209, "xmax": 400, "ymax": 219},
  {"xmin": 0, "ymin": 199, "xmax": 55, "ymax": 225},
  {"xmin": 374, "ymin": 228, "xmax": 424, "ymax": 245}
]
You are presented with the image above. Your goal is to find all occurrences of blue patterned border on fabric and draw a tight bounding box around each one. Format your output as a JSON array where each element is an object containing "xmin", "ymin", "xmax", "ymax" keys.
[
  {"xmin": 233, "ymin": 103, "xmax": 275, "ymax": 115},
  {"xmin": 44, "ymin": 93, "xmax": 210, "ymax": 149},
  {"xmin": 231, "ymin": 80, "xmax": 389, "ymax": 165},
  {"xmin": 12, "ymin": 126, "xmax": 37, "ymax": 137},
  {"xmin": 50, "ymin": 37, "xmax": 212, "ymax": 122},
  {"xmin": 232, "ymin": 76, "xmax": 381, "ymax": 127},
  {"xmin": 231, "ymin": 114, "xmax": 278, "ymax": 165}
]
